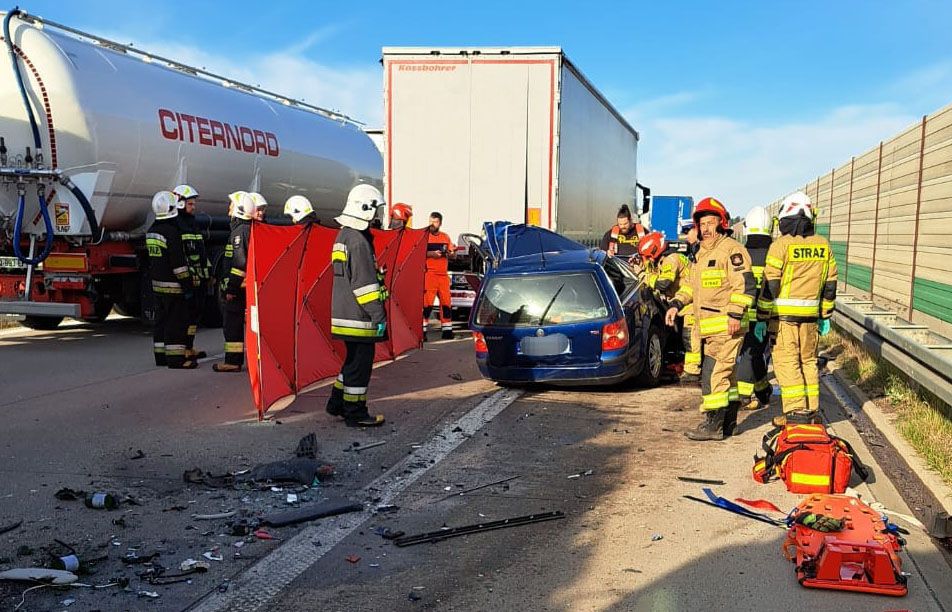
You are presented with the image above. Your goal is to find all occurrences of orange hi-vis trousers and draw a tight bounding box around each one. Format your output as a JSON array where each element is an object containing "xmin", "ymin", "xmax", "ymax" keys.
[{"xmin": 423, "ymin": 273, "xmax": 452, "ymax": 334}]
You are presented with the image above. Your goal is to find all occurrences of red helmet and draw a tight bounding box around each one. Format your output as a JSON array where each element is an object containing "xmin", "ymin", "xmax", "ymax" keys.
[
  {"xmin": 637, "ymin": 232, "xmax": 666, "ymax": 262},
  {"xmin": 693, "ymin": 197, "xmax": 730, "ymax": 231},
  {"xmin": 390, "ymin": 202, "xmax": 412, "ymax": 222}
]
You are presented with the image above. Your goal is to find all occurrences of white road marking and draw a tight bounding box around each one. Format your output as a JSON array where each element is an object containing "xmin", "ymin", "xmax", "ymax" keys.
[{"xmin": 188, "ymin": 387, "xmax": 523, "ymax": 612}]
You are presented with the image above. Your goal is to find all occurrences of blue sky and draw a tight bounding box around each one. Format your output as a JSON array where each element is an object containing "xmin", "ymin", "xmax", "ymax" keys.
[{"xmin": 20, "ymin": 0, "xmax": 952, "ymax": 214}]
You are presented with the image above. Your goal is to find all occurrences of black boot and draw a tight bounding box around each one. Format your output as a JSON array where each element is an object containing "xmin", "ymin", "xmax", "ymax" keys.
[
  {"xmin": 679, "ymin": 372, "xmax": 701, "ymax": 385},
  {"xmin": 786, "ymin": 410, "xmax": 819, "ymax": 425},
  {"xmin": 723, "ymin": 402, "xmax": 740, "ymax": 437},
  {"xmin": 441, "ymin": 329, "xmax": 454, "ymax": 340},
  {"xmin": 684, "ymin": 410, "xmax": 726, "ymax": 441}
]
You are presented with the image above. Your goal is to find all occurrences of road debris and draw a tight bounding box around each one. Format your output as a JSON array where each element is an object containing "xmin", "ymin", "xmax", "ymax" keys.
[
  {"xmin": 344, "ymin": 440, "xmax": 387, "ymax": 452},
  {"xmin": 0, "ymin": 568, "xmax": 78, "ymax": 584},
  {"xmin": 203, "ymin": 548, "xmax": 224, "ymax": 562},
  {"xmin": 192, "ymin": 510, "xmax": 237, "ymax": 521},
  {"xmin": 261, "ymin": 500, "xmax": 363, "ymax": 527},
  {"xmin": 183, "ymin": 467, "xmax": 233, "ymax": 488},
  {"xmin": 0, "ymin": 519, "xmax": 22, "ymax": 535},
  {"xmin": 567, "ymin": 470, "xmax": 593, "ymax": 479},
  {"xmin": 651, "ymin": 533, "xmax": 663, "ymax": 542},
  {"xmin": 254, "ymin": 529, "xmax": 276, "ymax": 540},
  {"xmin": 676, "ymin": 476, "xmax": 726, "ymax": 485},
  {"xmin": 374, "ymin": 526, "xmax": 405, "ymax": 540},
  {"xmin": 440, "ymin": 475, "xmax": 520, "ymax": 500},
  {"xmin": 53, "ymin": 488, "xmax": 85, "ymax": 501},
  {"xmin": 84, "ymin": 492, "xmax": 119, "ymax": 509},
  {"xmin": 238, "ymin": 457, "xmax": 334, "ymax": 486},
  {"xmin": 394, "ymin": 511, "xmax": 566, "ymax": 547},
  {"xmin": 295, "ymin": 432, "xmax": 318, "ymax": 459},
  {"xmin": 138, "ymin": 590, "xmax": 160, "ymax": 598},
  {"xmin": 180, "ymin": 558, "xmax": 210, "ymax": 572},
  {"xmin": 61, "ymin": 598, "xmax": 76, "ymax": 607},
  {"xmin": 345, "ymin": 554, "xmax": 361, "ymax": 564},
  {"xmin": 129, "ymin": 449, "xmax": 146, "ymax": 460},
  {"xmin": 286, "ymin": 493, "xmax": 299, "ymax": 504}
]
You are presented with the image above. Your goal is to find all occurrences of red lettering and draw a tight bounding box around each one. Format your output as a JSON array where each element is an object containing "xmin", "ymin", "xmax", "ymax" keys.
[
  {"xmin": 224, "ymin": 122, "xmax": 241, "ymax": 150},
  {"xmin": 158, "ymin": 109, "xmax": 178, "ymax": 139},
  {"xmin": 209, "ymin": 120, "xmax": 226, "ymax": 147},
  {"xmin": 239, "ymin": 127, "xmax": 255, "ymax": 152},
  {"xmin": 253, "ymin": 130, "xmax": 268, "ymax": 155},
  {"xmin": 197, "ymin": 117, "xmax": 213, "ymax": 145},
  {"xmin": 265, "ymin": 132, "xmax": 279, "ymax": 157},
  {"xmin": 180, "ymin": 114, "xmax": 197, "ymax": 142},
  {"xmin": 160, "ymin": 109, "xmax": 279, "ymax": 157}
]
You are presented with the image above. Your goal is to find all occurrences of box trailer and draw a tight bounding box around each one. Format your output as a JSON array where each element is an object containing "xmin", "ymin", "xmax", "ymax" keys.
[{"xmin": 382, "ymin": 47, "xmax": 641, "ymax": 247}]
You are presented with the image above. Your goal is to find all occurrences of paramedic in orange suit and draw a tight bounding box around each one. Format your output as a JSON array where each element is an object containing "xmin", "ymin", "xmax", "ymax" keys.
[{"xmin": 423, "ymin": 211, "xmax": 456, "ymax": 340}]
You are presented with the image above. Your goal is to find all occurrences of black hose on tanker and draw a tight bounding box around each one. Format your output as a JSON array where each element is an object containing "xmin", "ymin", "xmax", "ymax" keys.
[
  {"xmin": 3, "ymin": 8, "xmax": 103, "ymax": 262},
  {"xmin": 3, "ymin": 8, "xmax": 41, "ymax": 151}
]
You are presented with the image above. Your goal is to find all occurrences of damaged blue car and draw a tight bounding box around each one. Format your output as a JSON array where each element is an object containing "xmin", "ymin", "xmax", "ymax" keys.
[{"xmin": 469, "ymin": 223, "xmax": 679, "ymax": 386}]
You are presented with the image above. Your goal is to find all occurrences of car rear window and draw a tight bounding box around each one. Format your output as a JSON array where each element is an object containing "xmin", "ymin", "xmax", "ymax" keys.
[{"xmin": 475, "ymin": 272, "xmax": 608, "ymax": 327}]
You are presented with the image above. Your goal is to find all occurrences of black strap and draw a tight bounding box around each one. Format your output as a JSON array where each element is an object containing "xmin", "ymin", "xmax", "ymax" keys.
[{"xmin": 832, "ymin": 435, "xmax": 869, "ymax": 481}]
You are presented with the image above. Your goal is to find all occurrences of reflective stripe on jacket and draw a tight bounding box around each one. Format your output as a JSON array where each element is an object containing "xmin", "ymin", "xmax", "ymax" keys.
[
  {"xmin": 147, "ymin": 219, "xmax": 190, "ymax": 295},
  {"xmin": 758, "ymin": 234, "xmax": 838, "ymax": 322},
  {"xmin": 331, "ymin": 227, "xmax": 387, "ymax": 343},
  {"xmin": 672, "ymin": 234, "xmax": 755, "ymax": 338}
]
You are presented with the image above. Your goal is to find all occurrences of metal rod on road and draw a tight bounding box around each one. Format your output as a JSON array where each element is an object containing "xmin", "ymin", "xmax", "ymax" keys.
[{"xmin": 439, "ymin": 475, "xmax": 520, "ymax": 500}]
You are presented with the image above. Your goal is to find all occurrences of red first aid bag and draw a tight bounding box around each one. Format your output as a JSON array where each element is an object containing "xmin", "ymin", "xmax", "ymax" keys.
[{"xmin": 752, "ymin": 424, "xmax": 867, "ymax": 494}]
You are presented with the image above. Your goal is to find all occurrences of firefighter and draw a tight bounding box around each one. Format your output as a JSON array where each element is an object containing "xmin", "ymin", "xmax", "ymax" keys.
[
  {"xmin": 424, "ymin": 211, "xmax": 456, "ymax": 340},
  {"xmin": 213, "ymin": 191, "xmax": 258, "ymax": 373},
  {"xmin": 389, "ymin": 202, "xmax": 412, "ymax": 230},
  {"xmin": 249, "ymin": 192, "xmax": 268, "ymax": 222},
  {"xmin": 639, "ymin": 231, "xmax": 697, "ymax": 382},
  {"xmin": 679, "ymin": 219, "xmax": 702, "ymax": 382},
  {"xmin": 284, "ymin": 195, "xmax": 320, "ymax": 225},
  {"xmin": 173, "ymin": 184, "xmax": 209, "ymax": 361},
  {"xmin": 665, "ymin": 197, "xmax": 756, "ymax": 441},
  {"xmin": 147, "ymin": 191, "xmax": 197, "ymax": 369},
  {"xmin": 758, "ymin": 192, "xmax": 837, "ymax": 425},
  {"xmin": 599, "ymin": 204, "xmax": 646, "ymax": 258},
  {"xmin": 326, "ymin": 184, "xmax": 388, "ymax": 427},
  {"xmin": 735, "ymin": 206, "xmax": 774, "ymax": 411}
]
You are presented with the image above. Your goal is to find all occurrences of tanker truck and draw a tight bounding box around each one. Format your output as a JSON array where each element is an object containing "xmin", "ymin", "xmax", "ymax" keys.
[{"xmin": 0, "ymin": 8, "xmax": 382, "ymax": 329}]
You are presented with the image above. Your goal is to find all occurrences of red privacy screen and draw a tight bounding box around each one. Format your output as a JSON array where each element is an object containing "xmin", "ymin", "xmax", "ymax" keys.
[{"xmin": 244, "ymin": 223, "xmax": 427, "ymax": 418}]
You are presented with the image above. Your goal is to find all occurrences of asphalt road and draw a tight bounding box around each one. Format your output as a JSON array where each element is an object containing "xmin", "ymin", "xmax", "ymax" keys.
[{"xmin": 0, "ymin": 318, "xmax": 949, "ymax": 611}]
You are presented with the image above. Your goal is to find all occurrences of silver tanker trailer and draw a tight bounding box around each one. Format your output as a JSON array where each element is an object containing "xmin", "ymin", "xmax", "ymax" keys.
[{"xmin": 0, "ymin": 8, "xmax": 382, "ymax": 328}]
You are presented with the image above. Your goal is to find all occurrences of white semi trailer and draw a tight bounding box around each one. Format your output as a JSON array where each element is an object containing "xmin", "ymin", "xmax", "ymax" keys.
[
  {"xmin": 0, "ymin": 9, "xmax": 382, "ymax": 328},
  {"xmin": 381, "ymin": 47, "xmax": 646, "ymax": 246}
]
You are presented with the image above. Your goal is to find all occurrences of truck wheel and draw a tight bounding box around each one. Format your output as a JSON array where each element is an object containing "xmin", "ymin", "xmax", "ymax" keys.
[
  {"xmin": 83, "ymin": 298, "xmax": 114, "ymax": 323},
  {"xmin": 22, "ymin": 315, "xmax": 64, "ymax": 330},
  {"xmin": 636, "ymin": 325, "xmax": 663, "ymax": 387}
]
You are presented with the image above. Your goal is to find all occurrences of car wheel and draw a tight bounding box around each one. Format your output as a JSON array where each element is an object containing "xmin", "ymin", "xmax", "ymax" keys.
[{"xmin": 636, "ymin": 325, "xmax": 663, "ymax": 387}]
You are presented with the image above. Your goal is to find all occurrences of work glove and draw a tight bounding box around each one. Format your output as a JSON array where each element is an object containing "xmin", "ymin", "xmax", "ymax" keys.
[
  {"xmin": 753, "ymin": 321, "xmax": 767, "ymax": 343},
  {"xmin": 818, "ymin": 318, "xmax": 831, "ymax": 336},
  {"xmin": 376, "ymin": 322, "xmax": 387, "ymax": 336}
]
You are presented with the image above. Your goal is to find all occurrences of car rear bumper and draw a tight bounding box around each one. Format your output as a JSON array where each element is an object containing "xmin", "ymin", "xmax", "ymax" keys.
[{"xmin": 475, "ymin": 353, "xmax": 635, "ymax": 386}]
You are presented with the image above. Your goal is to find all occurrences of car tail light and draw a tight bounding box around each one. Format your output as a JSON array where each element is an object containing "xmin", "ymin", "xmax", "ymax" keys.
[
  {"xmin": 601, "ymin": 319, "xmax": 628, "ymax": 351},
  {"xmin": 472, "ymin": 331, "xmax": 488, "ymax": 353}
]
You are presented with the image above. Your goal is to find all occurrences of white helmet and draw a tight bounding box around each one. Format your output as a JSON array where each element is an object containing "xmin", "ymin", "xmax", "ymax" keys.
[
  {"xmin": 172, "ymin": 184, "xmax": 199, "ymax": 209},
  {"xmin": 284, "ymin": 195, "xmax": 314, "ymax": 223},
  {"xmin": 229, "ymin": 191, "xmax": 256, "ymax": 220},
  {"xmin": 152, "ymin": 190, "xmax": 178, "ymax": 220},
  {"xmin": 744, "ymin": 206, "xmax": 772, "ymax": 236},
  {"xmin": 249, "ymin": 192, "xmax": 268, "ymax": 210},
  {"xmin": 778, "ymin": 191, "xmax": 814, "ymax": 220},
  {"xmin": 336, "ymin": 184, "xmax": 384, "ymax": 230}
]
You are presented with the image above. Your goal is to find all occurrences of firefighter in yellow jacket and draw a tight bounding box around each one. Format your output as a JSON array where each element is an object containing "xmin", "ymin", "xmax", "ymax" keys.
[
  {"xmin": 665, "ymin": 197, "xmax": 756, "ymax": 441},
  {"xmin": 638, "ymin": 232, "xmax": 698, "ymax": 383},
  {"xmin": 758, "ymin": 192, "xmax": 837, "ymax": 425}
]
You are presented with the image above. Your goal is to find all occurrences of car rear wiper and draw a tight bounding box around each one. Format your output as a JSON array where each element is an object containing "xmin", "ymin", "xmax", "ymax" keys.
[{"xmin": 538, "ymin": 283, "xmax": 566, "ymax": 326}]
